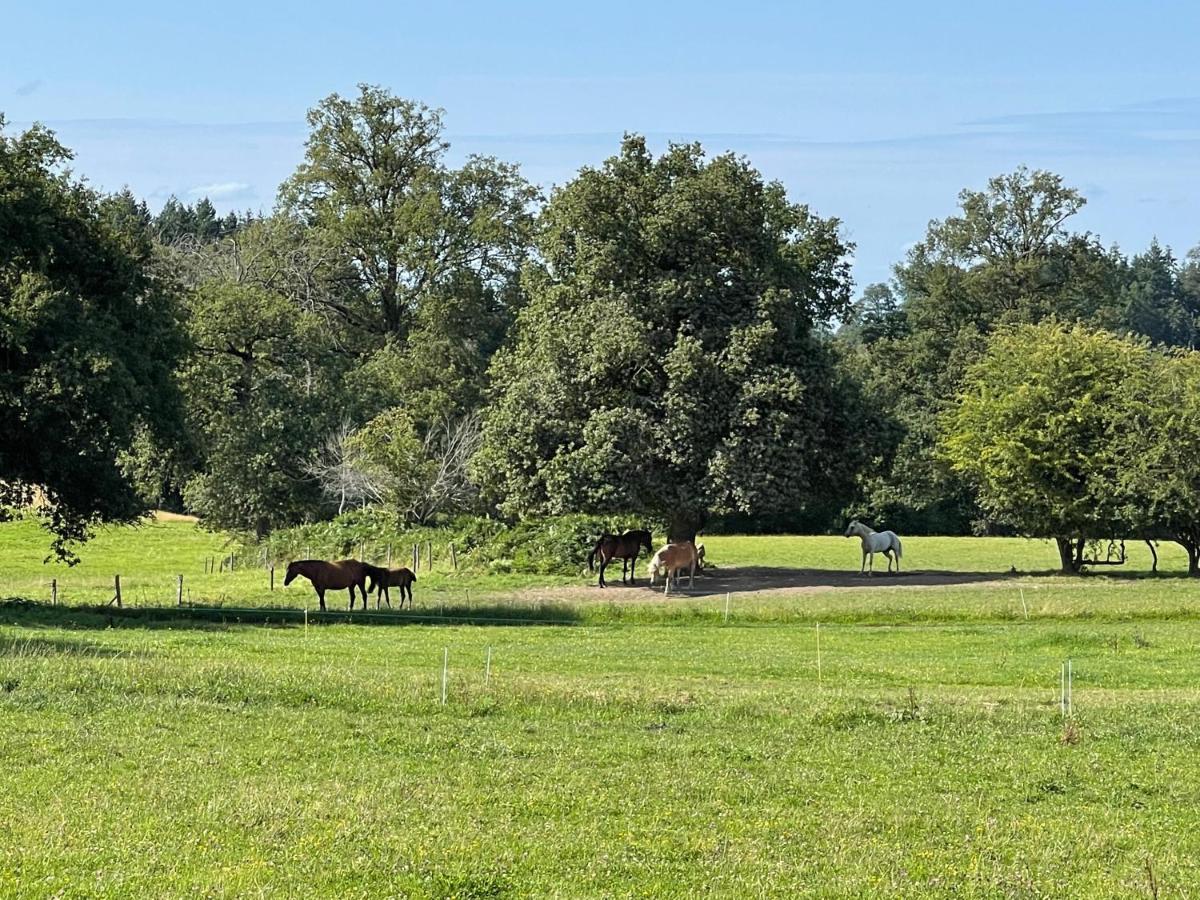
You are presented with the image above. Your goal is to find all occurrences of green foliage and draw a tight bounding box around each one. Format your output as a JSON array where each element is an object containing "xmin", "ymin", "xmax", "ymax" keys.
[
  {"xmin": 257, "ymin": 508, "xmax": 647, "ymax": 576},
  {"xmin": 941, "ymin": 323, "xmax": 1152, "ymax": 567},
  {"xmin": 476, "ymin": 136, "xmax": 860, "ymax": 538},
  {"xmin": 280, "ymin": 84, "xmax": 538, "ymax": 336},
  {"xmin": 0, "ymin": 117, "xmax": 187, "ymax": 558},
  {"xmin": 1114, "ymin": 350, "xmax": 1200, "ymax": 572},
  {"xmin": 844, "ymin": 169, "xmax": 1133, "ymax": 533},
  {"xmin": 179, "ymin": 282, "xmax": 345, "ymax": 536},
  {"xmin": 153, "ymin": 196, "xmax": 242, "ymax": 244}
]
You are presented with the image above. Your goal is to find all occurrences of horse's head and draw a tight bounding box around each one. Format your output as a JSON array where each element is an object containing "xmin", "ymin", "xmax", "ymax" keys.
[
  {"xmin": 844, "ymin": 520, "xmax": 861, "ymax": 538},
  {"xmin": 640, "ymin": 531, "xmax": 653, "ymax": 553},
  {"xmin": 647, "ymin": 550, "xmax": 665, "ymax": 585},
  {"xmin": 283, "ymin": 561, "xmax": 300, "ymax": 586},
  {"xmin": 696, "ymin": 543, "xmax": 706, "ymax": 568}
]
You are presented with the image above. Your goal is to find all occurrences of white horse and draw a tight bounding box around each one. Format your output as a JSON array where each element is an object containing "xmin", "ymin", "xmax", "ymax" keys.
[{"xmin": 844, "ymin": 520, "xmax": 902, "ymax": 575}]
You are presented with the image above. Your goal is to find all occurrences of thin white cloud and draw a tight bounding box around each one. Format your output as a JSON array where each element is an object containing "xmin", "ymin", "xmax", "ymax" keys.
[
  {"xmin": 187, "ymin": 181, "xmax": 252, "ymax": 199},
  {"xmin": 15, "ymin": 79, "xmax": 42, "ymax": 97}
]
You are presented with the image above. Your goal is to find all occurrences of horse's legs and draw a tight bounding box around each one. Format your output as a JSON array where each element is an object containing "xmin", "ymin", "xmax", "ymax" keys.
[
  {"xmin": 598, "ymin": 554, "xmax": 608, "ymax": 588},
  {"xmin": 348, "ymin": 586, "xmax": 356, "ymax": 610},
  {"xmin": 689, "ymin": 561, "xmax": 695, "ymax": 589},
  {"xmin": 621, "ymin": 558, "xmax": 628, "ymax": 584},
  {"xmin": 629, "ymin": 552, "xmax": 637, "ymax": 586},
  {"xmin": 860, "ymin": 549, "xmax": 867, "ymax": 575},
  {"xmin": 317, "ymin": 587, "xmax": 326, "ymax": 612}
]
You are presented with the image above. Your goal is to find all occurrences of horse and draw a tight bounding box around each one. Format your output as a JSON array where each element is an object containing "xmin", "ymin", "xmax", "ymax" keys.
[
  {"xmin": 364, "ymin": 564, "xmax": 417, "ymax": 610},
  {"xmin": 283, "ymin": 559, "xmax": 372, "ymax": 611},
  {"xmin": 647, "ymin": 541, "xmax": 700, "ymax": 596},
  {"xmin": 588, "ymin": 529, "xmax": 653, "ymax": 587},
  {"xmin": 844, "ymin": 520, "xmax": 903, "ymax": 575}
]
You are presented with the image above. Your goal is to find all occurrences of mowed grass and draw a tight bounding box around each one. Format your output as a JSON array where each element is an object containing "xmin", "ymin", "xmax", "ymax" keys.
[{"xmin": 2, "ymin": 520, "xmax": 1200, "ymax": 895}]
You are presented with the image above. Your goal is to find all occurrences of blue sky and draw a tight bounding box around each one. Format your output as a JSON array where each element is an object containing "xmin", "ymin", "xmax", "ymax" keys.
[{"xmin": 4, "ymin": 0, "xmax": 1199, "ymax": 288}]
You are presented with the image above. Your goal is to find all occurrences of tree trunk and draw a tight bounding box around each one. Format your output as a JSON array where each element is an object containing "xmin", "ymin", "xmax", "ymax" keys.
[
  {"xmin": 1169, "ymin": 538, "xmax": 1200, "ymax": 577},
  {"xmin": 668, "ymin": 511, "xmax": 707, "ymax": 545},
  {"xmin": 1055, "ymin": 537, "xmax": 1080, "ymax": 574}
]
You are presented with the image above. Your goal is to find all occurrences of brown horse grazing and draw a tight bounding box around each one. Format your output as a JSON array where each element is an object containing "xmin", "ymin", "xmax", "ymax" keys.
[
  {"xmin": 647, "ymin": 541, "xmax": 700, "ymax": 596},
  {"xmin": 588, "ymin": 529, "xmax": 654, "ymax": 587},
  {"xmin": 364, "ymin": 564, "xmax": 417, "ymax": 610},
  {"xmin": 283, "ymin": 559, "xmax": 371, "ymax": 611}
]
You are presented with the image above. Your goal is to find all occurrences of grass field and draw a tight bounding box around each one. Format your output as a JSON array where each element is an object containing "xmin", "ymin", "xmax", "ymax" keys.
[{"xmin": 2, "ymin": 519, "xmax": 1200, "ymax": 896}]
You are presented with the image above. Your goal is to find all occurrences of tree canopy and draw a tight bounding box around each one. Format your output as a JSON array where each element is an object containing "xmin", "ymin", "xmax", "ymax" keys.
[
  {"xmin": 475, "ymin": 136, "xmax": 861, "ymax": 539},
  {"xmin": 0, "ymin": 117, "xmax": 187, "ymax": 557}
]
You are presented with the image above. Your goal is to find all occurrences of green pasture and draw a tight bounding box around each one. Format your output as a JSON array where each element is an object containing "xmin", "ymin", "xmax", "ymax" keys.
[
  {"xmin": 0, "ymin": 517, "xmax": 1193, "ymax": 615},
  {"xmin": 1, "ymin": 520, "xmax": 1200, "ymax": 895}
]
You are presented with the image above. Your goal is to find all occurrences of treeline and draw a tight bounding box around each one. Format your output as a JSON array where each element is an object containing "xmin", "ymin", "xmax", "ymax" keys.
[{"xmin": 2, "ymin": 86, "xmax": 1199, "ymax": 564}]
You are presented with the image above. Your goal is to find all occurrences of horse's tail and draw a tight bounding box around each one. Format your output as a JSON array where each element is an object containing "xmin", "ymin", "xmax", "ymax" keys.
[
  {"xmin": 587, "ymin": 537, "xmax": 605, "ymax": 572},
  {"xmin": 893, "ymin": 536, "xmax": 903, "ymax": 559},
  {"xmin": 362, "ymin": 563, "xmax": 385, "ymax": 592}
]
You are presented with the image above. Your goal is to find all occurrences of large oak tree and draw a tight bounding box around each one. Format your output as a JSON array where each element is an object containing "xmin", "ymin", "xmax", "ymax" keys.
[{"xmin": 474, "ymin": 136, "xmax": 862, "ymax": 540}]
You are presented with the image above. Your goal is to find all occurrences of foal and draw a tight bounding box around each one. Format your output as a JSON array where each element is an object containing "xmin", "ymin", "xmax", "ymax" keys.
[{"xmin": 364, "ymin": 564, "xmax": 417, "ymax": 610}]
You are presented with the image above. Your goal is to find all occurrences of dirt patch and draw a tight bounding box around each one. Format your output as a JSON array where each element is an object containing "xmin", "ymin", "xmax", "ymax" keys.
[{"xmin": 512, "ymin": 566, "xmax": 1016, "ymax": 604}]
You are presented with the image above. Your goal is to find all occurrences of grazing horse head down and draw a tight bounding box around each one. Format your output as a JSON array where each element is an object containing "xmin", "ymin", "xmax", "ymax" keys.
[{"xmin": 647, "ymin": 541, "xmax": 700, "ymax": 595}]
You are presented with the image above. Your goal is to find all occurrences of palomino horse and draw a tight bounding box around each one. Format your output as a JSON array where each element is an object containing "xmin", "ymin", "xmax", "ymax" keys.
[
  {"xmin": 647, "ymin": 541, "xmax": 701, "ymax": 596},
  {"xmin": 364, "ymin": 564, "xmax": 417, "ymax": 610},
  {"xmin": 283, "ymin": 559, "xmax": 372, "ymax": 611},
  {"xmin": 844, "ymin": 520, "xmax": 903, "ymax": 575},
  {"xmin": 588, "ymin": 529, "xmax": 653, "ymax": 587}
]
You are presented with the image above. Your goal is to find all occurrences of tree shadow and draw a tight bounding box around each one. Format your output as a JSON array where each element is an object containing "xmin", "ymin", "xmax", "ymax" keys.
[
  {"xmin": 0, "ymin": 598, "xmax": 581, "ymax": 631},
  {"xmin": 631, "ymin": 566, "xmax": 1023, "ymax": 598}
]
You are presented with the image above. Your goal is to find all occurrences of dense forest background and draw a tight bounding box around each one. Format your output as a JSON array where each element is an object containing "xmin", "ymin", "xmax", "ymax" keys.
[{"xmin": 4, "ymin": 85, "xmax": 1200, "ymax": 565}]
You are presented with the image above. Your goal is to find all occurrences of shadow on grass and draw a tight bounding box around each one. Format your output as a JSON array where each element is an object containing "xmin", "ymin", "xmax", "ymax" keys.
[
  {"xmin": 0, "ymin": 598, "xmax": 581, "ymax": 631},
  {"xmin": 0, "ymin": 632, "xmax": 139, "ymax": 657},
  {"xmin": 643, "ymin": 566, "xmax": 1024, "ymax": 598}
]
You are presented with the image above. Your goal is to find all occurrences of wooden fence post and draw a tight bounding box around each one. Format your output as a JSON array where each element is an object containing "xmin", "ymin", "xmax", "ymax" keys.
[
  {"xmin": 177, "ymin": 575, "xmax": 184, "ymax": 607},
  {"xmin": 413, "ymin": 543, "xmax": 419, "ymax": 572},
  {"xmin": 112, "ymin": 575, "xmax": 122, "ymax": 608},
  {"xmin": 51, "ymin": 579, "xmax": 57, "ymax": 606},
  {"xmin": 270, "ymin": 566, "xmax": 275, "ymax": 592},
  {"xmin": 427, "ymin": 540, "xmax": 433, "ymax": 572},
  {"xmin": 449, "ymin": 543, "xmax": 458, "ymax": 572},
  {"xmin": 386, "ymin": 545, "xmax": 392, "ymax": 567}
]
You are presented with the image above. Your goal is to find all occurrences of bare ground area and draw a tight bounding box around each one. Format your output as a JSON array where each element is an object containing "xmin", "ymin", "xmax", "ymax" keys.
[{"xmin": 511, "ymin": 566, "xmax": 1018, "ymax": 604}]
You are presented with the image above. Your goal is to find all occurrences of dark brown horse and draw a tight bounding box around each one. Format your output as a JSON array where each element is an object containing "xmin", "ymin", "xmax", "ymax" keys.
[
  {"xmin": 283, "ymin": 559, "xmax": 371, "ymax": 611},
  {"xmin": 588, "ymin": 529, "xmax": 653, "ymax": 587},
  {"xmin": 364, "ymin": 564, "xmax": 417, "ymax": 610}
]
